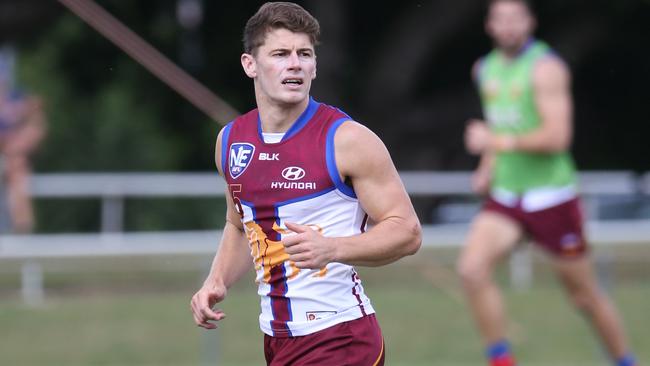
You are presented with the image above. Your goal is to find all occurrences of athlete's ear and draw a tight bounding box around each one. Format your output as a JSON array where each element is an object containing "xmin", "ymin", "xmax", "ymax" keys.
[
  {"xmin": 241, "ymin": 53, "xmax": 257, "ymax": 78},
  {"xmin": 530, "ymin": 16, "xmax": 538, "ymax": 33},
  {"xmin": 484, "ymin": 18, "xmax": 493, "ymax": 39},
  {"xmin": 312, "ymin": 56, "xmax": 317, "ymax": 80}
]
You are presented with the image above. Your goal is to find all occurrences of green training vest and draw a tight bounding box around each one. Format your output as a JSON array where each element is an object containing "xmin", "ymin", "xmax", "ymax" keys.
[{"xmin": 479, "ymin": 40, "xmax": 576, "ymax": 193}]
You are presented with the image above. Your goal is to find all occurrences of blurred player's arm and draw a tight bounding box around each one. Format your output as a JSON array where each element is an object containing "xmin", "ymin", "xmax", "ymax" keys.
[
  {"xmin": 190, "ymin": 127, "xmax": 252, "ymax": 329},
  {"xmin": 472, "ymin": 152, "xmax": 494, "ymax": 195},
  {"xmin": 465, "ymin": 59, "xmax": 493, "ymax": 195},
  {"xmin": 465, "ymin": 57, "xmax": 572, "ymax": 154},
  {"xmin": 505, "ymin": 57, "xmax": 573, "ymax": 152},
  {"xmin": 24, "ymin": 96, "xmax": 46, "ymax": 128},
  {"xmin": 4, "ymin": 95, "xmax": 47, "ymax": 156},
  {"xmin": 283, "ymin": 121, "xmax": 422, "ymax": 268}
]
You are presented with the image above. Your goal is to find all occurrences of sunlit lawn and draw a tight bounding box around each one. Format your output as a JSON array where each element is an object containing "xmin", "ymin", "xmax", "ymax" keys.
[{"xmin": 1, "ymin": 247, "xmax": 648, "ymax": 366}]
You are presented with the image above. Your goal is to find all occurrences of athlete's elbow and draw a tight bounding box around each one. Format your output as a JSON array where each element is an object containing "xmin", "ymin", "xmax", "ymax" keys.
[
  {"xmin": 402, "ymin": 218, "xmax": 422, "ymax": 256},
  {"xmin": 545, "ymin": 134, "xmax": 571, "ymax": 152},
  {"xmin": 540, "ymin": 129, "xmax": 571, "ymax": 152},
  {"xmin": 540, "ymin": 140, "xmax": 570, "ymax": 153},
  {"xmin": 555, "ymin": 138, "xmax": 571, "ymax": 152}
]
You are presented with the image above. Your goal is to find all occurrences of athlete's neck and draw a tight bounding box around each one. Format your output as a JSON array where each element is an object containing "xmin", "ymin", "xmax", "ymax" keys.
[
  {"xmin": 499, "ymin": 37, "xmax": 535, "ymax": 60},
  {"xmin": 257, "ymin": 97, "xmax": 310, "ymax": 133}
]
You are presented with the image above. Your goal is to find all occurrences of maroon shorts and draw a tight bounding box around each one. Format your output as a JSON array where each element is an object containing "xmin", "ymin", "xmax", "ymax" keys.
[
  {"xmin": 263, "ymin": 314, "xmax": 385, "ymax": 366},
  {"xmin": 483, "ymin": 197, "xmax": 588, "ymax": 258}
]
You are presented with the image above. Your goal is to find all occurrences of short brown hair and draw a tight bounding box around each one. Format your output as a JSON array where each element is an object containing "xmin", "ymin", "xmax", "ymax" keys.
[
  {"xmin": 243, "ymin": 2, "xmax": 320, "ymax": 54},
  {"xmin": 487, "ymin": 0, "xmax": 535, "ymax": 15}
]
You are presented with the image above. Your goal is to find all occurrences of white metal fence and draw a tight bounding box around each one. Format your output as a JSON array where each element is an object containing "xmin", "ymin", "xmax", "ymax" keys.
[
  {"xmin": 25, "ymin": 170, "xmax": 647, "ymax": 231},
  {"xmin": 2, "ymin": 170, "xmax": 649, "ymax": 305}
]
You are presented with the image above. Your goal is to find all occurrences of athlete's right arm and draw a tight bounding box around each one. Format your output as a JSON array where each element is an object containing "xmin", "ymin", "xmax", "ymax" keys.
[
  {"xmin": 466, "ymin": 59, "xmax": 493, "ymax": 195},
  {"xmin": 190, "ymin": 126, "xmax": 253, "ymax": 330},
  {"xmin": 471, "ymin": 152, "xmax": 493, "ymax": 195}
]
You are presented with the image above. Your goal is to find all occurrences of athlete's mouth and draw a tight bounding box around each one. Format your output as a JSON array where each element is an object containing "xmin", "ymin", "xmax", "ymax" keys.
[{"xmin": 282, "ymin": 78, "xmax": 303, "ymax": 85}]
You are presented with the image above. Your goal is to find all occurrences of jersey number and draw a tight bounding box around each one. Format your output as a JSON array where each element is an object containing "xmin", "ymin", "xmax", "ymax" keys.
[{"xmin": 228, "ymin": 184, "xmax": 244, "ymax": 218}]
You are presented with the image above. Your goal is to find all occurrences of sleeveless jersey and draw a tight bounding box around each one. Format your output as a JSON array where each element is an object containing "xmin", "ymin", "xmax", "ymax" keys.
[
  {"xmin": 0, "ymin": 89, "xmax": 27, "ymax": 133},
  {"xmin": 478, "ymin": 39, "xmax": 576, "ymax": 193},
  {"xmin": 221, "ymin": 98, "xmax": 375, "ymax": 338}
]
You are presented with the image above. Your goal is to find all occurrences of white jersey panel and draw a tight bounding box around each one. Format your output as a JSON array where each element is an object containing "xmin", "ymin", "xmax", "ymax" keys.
[{"xmin": 244, "ymin": 189, "xmax": 375, "ymax": 336}]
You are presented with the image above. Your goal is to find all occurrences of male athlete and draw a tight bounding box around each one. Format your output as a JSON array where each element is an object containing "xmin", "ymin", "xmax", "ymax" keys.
[
  {"xmin": 457, "ymin": 1, "xmax": 637, "ymax": 366},
  {"xmin": 190, "ymin": 2, "xmax": 422, "ymax": 365},
  {"xmin": 0, "ymin": 48, "xmax": 46, "ymax": 233}
]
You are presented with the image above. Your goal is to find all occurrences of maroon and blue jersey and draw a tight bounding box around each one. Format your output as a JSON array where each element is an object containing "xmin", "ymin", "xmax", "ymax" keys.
[{"xmin": 221, "ymin": 97, "xmax": 374, "ymax": 337}]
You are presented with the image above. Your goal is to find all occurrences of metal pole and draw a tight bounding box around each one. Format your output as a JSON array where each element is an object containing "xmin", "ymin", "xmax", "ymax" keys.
[
  {"xmin": 21, "ymin": 260, "xmax": 44, "ymax": 307},
  {"xmin": 57, "ymin": 0, "xmax": 239, "ymax": 125},
  {"xmin": 509, "ymin": 244, "xmax": 533, "ymax": 291},
  {"xmin": 101, "ymin": 195, "xmax": 124, "ymax": 233},
  {"xmin": 199, "ymin": 256, "xmax": 219, "ymax": 365}
]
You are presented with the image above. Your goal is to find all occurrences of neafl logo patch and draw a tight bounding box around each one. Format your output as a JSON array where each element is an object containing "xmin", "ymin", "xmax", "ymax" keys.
[
  {"xmin": 281, "ymin": 166, "xmax": 306, "ymax": 181},
  {"xmin": 229, "ymin": 143, "xmax": 255, "ymax": 179}
]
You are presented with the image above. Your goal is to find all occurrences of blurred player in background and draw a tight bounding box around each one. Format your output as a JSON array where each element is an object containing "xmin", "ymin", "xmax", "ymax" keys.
[
  {"xmin": 458, "ymin": 1, "xmax": 637, "ymax": 365},
  {"xmin": 0, "ymin": 46, "xmax": 46, "ymax": 233},
  {"xmin": 190, "ymin": 2, "xmax": 421, "ymax": 365}
]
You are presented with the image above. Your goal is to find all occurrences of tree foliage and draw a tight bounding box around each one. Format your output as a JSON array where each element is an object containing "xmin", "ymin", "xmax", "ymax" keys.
[{"xmin": 2, "ymin": 0, "xmax": 649, "ymax": 231}]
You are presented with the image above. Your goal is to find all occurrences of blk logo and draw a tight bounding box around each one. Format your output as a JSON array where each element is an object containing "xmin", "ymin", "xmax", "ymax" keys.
[
  {"xmin": 281, "ymin": 166, "xmax": 306, "ymax": 181},
  {"xmin": 229, "ymin": 143, "xmax": 255, "ymax": 179},
  {"xmin": 259, "ymin": 152, "xmax": 280, "ymax": 161}
]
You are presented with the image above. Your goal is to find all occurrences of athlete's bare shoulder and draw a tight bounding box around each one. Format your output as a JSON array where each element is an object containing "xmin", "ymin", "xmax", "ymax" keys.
[
  {"xmin": 533, "ymin": 54, "xmax": 571, "ymax": 87},
  {"xmin": 333, "ymin": 120, "xmax": 391, "ymax": 180}
]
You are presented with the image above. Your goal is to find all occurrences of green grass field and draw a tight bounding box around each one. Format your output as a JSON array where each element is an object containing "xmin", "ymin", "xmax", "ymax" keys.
[{"xmin": 1, "ymin": 247, "xmax": 649, "ymax": 366}]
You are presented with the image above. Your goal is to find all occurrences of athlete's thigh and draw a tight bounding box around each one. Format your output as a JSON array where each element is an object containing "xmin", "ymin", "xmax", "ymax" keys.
[
  {"xmin": 461, "ymin": 211, "xmax": 524, "ymax": 267},
  {"xmin": 551, "ymin": 255, "xmax": 599, "ymax": 294}
]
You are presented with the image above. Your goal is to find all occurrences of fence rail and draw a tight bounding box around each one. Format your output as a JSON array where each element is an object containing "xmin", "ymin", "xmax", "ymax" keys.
[
  {"xmin": 2, "ymin": 170, "xmax": 648, "ymax": 305},
  {"xmin": 27, "ymin": 170, "xmax": 645, "ymax": 232},
  {"xmin": 3, "ymin": 220, "xmax": 650, "ymax": 260},
  {"xmin": 30, "ymin": 170, "xmax": 642, "ymax": 197}
]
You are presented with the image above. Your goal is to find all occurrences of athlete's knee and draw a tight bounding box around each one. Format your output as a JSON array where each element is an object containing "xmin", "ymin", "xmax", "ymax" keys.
[
  {"xmin": 566, "ymin": 286, "xmax": 601, "ymax": 314},
  {"xmin": 457, "ymin": 251, "xmax": 492, "ymax": 288},
  {"xmin": 568, "ymin": 291, "xmax": 590, "ymax": 312}
]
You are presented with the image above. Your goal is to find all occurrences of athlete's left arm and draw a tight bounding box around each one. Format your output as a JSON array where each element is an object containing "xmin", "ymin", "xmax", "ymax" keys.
[
  {"xmin": 3, "ymin": 96, "xmax": 47, "ymax": 155},
  {"xmin": 282, "ymin": 121, "xmax": 422, "ymax": 268},
  {"xmin": 495, "ymin": 57, "xmax": 573, "ymax": 153}
]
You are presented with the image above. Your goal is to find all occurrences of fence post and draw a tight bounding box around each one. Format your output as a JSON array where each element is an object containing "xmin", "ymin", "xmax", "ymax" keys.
[
  {"xmin": 21, "ymin": 260, "xmax": 44, "ymax": 306},
  {"xmin": 509, "ymin": 245, "xmax": 532, "ymax": 291},
  {"xmin": 101, "ymin": 195, "xmax": 124, "ymax": 232},
  {"xmin": 595, "ymin": 249, "xmax": 614, "ymax": 292},
  {"xmin": 199, "ymin": 258, "xmax": 220, "ymax": 365}
]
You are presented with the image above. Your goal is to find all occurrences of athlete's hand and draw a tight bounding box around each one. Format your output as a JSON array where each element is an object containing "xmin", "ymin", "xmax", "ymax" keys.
[
  {"xmin": 190, "ymin": 280, "xmax": 227, "ymax": 329},
  {"xmin": 465, "ymin": 119, "xmax": 491, "ymax": 154},
  {"xmin": 282, "ymin": 222, "xmax": 336, "ymax": 269},
  {"xmin": 471, "ymin": 168, "xmax": 491, "ymax": 195}
]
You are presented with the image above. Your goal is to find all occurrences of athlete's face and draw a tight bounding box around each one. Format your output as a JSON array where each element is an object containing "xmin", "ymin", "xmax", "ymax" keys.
[
  {"xmin": 486, "ymin": 1, "xmax": 536, "ymax": 54},
  {"xmin": 241, "ymin": 28, "xmax": 316, "ymax": 107}
]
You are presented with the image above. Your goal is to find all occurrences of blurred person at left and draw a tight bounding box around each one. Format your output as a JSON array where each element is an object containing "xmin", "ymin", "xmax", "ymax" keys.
[{"xmin": 0, "ymin": 46, "xmax": 46, "ymax": 233}]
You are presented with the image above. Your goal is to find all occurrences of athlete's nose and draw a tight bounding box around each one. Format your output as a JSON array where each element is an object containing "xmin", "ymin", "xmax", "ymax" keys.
[{"xmin": 287, "ymin": 51, "xmax": 301, "ymax": 69}]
